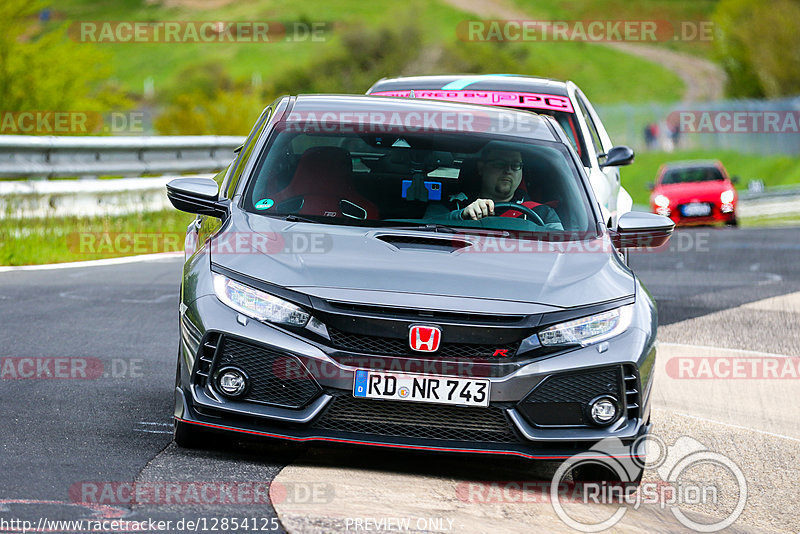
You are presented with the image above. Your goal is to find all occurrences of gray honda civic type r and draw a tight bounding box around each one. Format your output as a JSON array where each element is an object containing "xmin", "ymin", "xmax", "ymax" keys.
[{"xmin": 167, "ymin": 94, "xmax": 673, "ymax": 476}]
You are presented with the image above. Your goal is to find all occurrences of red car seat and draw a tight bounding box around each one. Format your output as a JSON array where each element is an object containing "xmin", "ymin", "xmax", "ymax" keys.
[{"xmin": 271, "ymin": 147, "xmax": 379, "ymax": 219}]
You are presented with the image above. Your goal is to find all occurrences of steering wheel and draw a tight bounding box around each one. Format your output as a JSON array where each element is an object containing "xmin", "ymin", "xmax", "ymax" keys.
[{"xmin": 493, "ymin": 202, "xmax": 546, "ymax": 226}]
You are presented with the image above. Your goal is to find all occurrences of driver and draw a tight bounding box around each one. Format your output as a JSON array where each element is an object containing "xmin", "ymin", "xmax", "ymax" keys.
[{"xmin": 427, "ymin": 145, "xmax": 563, "ymax": 230}]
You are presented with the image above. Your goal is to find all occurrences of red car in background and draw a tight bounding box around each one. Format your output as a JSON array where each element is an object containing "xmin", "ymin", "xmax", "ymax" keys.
[{"xmin": 650, "ymin": 160, "xmax": 738, "ymax": 226}]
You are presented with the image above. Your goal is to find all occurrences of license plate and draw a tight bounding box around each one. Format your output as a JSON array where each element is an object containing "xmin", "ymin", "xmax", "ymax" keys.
[
  {"xmin": 353, "ymin": 370, "xmax": 490, "ymax": 407},
  {"xmin": 681, "ymin": 203, "xmax": 711, "ymax": 217}
]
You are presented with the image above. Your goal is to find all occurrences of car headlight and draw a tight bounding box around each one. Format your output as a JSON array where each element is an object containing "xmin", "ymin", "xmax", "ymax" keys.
[
  {"xmin": 720, "ymin": 190, "xmax": 735, "ymax": 204},
  {"xmin": 538, "ymin": 305, "xmax": 633, "ymax": 347},
  {"xmin": 212, "ymin": 273, "xmax": 310, "ymax": 327},
  {"xmin": 654, "ymin": 194, "xmax": 670, "ymax": 208}
]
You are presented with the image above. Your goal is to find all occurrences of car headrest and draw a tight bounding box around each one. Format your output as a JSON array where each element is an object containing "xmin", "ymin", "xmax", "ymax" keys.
[{"xmin": 291, "ymin": 146, "xmax": 353, "ymax": 195}]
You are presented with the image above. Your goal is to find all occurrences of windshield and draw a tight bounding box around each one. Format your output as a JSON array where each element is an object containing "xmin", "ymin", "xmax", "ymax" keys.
[
  {"xmin": 661, "ymin": 167, "xmax": 724, "ymax": 185},
  {"xmin": 522, "ymin": 109, "xmax": 588, "ymax": 166},
  {"xmin": 243, "ymin": 123, "xmax": 595, "ymax": 236}
]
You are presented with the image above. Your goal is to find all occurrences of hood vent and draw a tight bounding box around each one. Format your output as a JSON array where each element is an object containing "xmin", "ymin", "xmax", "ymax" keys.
[{"xmin": 375, "ymin": 234, "xmax": 472, "ymax": 252}]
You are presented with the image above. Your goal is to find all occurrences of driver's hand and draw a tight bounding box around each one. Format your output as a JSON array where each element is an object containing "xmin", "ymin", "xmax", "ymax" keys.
[{"xmin": 461, "ymin": 199, "xmax": 494, "ymax": 220}]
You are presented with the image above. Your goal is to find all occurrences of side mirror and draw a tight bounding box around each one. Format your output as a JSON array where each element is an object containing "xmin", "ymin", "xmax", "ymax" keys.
[
  {"xmin": 612, "ymin": 211, "xmax": 674, "ymax": 249},
  {"xmin": 166, "ymin": 177, "xmax": 228, "ymax": 219},
  {"xmin": 600, "ymin": 145, "xmax": 635, "ymax": 168},
  {"xmin": 646, "ymin": 182, "xmax": 655, "ymax": 191},
  {"xmin": 731, "ymin": 175, "xmax": 740, "ymax": 184}
]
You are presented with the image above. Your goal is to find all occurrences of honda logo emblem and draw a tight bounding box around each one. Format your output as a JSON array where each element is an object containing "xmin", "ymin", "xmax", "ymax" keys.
[{"xmin": 409, "ymin": 325, "xmax": 441, "ymax": 352}]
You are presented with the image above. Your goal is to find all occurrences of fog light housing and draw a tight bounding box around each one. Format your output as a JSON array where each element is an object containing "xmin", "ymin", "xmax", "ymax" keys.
[
  {"xmin": 214, "ymin": 367, "xmax": 249, "ymax": 398},
  {"xmin": 589, "ymin": 396, "xmax": 619, "ymax": 425}
]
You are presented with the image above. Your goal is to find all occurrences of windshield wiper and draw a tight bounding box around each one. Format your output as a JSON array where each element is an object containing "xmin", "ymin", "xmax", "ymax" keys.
[
  {"xmin": 282, "ymin": 214, "xmax": 319, "ymax": 224},
  {"xmin": 381, "ymin": 223, "xmax": 458, "ymax": 234}
]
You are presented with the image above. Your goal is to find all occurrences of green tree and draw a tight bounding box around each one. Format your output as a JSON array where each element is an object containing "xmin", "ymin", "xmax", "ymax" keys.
[
  {"xmin": 713, "ymin": 0, "xmax": 800, "ymax": 98},
  {"xmin": 154, "ymin": 90, "xmax": 264, "ymax": 136},
  {"xmin": 0, "ymin": 0, "xmax": 127, "ymax": 113}
]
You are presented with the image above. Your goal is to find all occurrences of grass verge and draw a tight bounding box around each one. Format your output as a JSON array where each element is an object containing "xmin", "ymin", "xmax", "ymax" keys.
[{"xmin": 0, "ymin": 210, "xmax": 194, "ymax": 266}]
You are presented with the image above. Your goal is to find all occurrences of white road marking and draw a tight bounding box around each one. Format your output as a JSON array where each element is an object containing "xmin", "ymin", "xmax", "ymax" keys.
[
  {"xmin": 58, "ymin": 291, "xmax": 90, "ymax": 301},
  {"xmin": 673, "ymin": 412, "xmax": 800, "ymax": 443},
  {"xmin": 0, "ymin": 251, "xmax": 182, "ymax": 272},
  {"xmin": 138, "ymin": 422, "xmax": 172, "ymax": 426},
  {"xmin": 660, "ymin": 342, "xmax": 796, "ymax": 359},
  {"xmin": 134, "ymin": 429, "xmax": 173, "ymax": 434},
  {"xmin": 121, "ymin": 294, "xmax": 174, "ymax": 304}
]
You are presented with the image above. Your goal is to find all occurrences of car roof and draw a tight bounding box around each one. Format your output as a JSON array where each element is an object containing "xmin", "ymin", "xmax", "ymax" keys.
[
  {"xmin": 287, "ymin": 94, "xmax": 559, "ymax": 142},
  {"xmin": 368, "ymin": 75, "xmax": 570, "ymax": 96},
  {"xmin": 661, "ymin": 160, "xmax": 722, "ymax": 170}
]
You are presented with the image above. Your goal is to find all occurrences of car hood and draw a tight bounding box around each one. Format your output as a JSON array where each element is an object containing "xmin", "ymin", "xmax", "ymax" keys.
[
  {"xmin": 656, "ymin": 181, "xmax": 731, "ymax": 201},
  {"xmin": 211, "ymin": 211, "xmax": 635, "ymax": 311}
]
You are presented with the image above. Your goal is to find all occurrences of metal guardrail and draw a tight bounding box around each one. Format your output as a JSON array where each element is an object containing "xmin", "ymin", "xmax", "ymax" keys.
[
  {"xmin": 739, "ymin": 184, "xmax": 800, "ymax": 201},
  {"xmin": 0, "ymin": 135, "xmax": 245, "ymax": 178}
]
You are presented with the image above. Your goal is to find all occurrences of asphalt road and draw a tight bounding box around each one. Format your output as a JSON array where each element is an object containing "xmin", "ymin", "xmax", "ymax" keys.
[{"xmin": 1, "ymin": 226, "xmax": 798, "ymax": 533}]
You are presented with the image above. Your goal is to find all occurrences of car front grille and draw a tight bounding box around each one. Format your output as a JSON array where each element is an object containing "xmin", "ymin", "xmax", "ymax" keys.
[
  {"xmin": 518, "ymin": 367, "xmax": 624, "ymax": 427},
  {"xmin": 311, "ymin": 395, "xmax": 519, "ymax": 444},
  {"xmin": 327, "ymin": 328, "xmax": 520, "ymax": 360},
  {"xmin": 207, "ymin": 336, "xmax": 322, "ymax": 409}
]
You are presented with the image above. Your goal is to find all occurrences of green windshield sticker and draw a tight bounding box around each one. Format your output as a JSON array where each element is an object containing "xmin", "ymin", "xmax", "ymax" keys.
[{"xmin": 255, "ymin": 198, "xmax": 274, "ymax": 210}]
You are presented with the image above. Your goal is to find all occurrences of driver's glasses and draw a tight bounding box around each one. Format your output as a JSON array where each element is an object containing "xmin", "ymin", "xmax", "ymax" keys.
[{"xmin": 486, "ymin": 159, "xmax": 523, "ymax": 171}]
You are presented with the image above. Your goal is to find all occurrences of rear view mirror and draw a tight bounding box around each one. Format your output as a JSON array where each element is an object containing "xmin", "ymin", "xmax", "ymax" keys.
[
  {"xmin": 166, "ymin": 177, "xmax": 228, "ymax": 219},
  {"xmin": 612, "ymin": 211, "xmax": 674, "ymax": 249},
  {"xmin": 600, "ymin": 145, "xmax": 635, "ymax": 168}
]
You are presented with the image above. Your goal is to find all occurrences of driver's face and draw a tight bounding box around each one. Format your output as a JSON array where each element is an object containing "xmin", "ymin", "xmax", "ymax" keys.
[{"xmin": 478, "ymin": 149, "xmax": 523, "ymax": 201}]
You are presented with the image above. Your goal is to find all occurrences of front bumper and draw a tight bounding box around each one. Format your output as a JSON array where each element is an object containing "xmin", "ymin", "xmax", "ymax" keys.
[
  {"xmin": 654, "ymin": 202, "xmax": 737, "ymax": 226},
  {"xmin": 176, "ymin": 292, "xmax": 657, "ymax": 460}
]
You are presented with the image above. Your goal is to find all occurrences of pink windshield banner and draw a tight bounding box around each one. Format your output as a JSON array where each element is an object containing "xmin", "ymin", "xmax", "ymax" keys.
[{"xmin": 371, "ymin": 90, "xmax": 574, "ymax": 113}]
